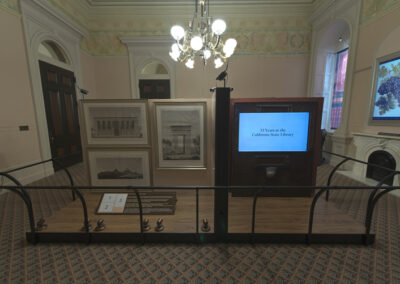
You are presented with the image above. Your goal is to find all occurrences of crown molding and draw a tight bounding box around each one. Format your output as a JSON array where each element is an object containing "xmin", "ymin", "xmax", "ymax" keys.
[
  {"xmin": 87, "ymin": 3, "xmax": 311, "ymax": 17},
  {"xmin": 88, "ymin": 0, "xmax": 315, "ymax": 6},
  {"xmin": 21, "ymin": 0, "xmax": 88, "ymax": 38}
]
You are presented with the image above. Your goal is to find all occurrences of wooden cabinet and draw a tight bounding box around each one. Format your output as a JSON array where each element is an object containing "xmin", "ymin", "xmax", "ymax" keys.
[{"xmin": 229, "ymin": 98, "xmax": 323, "ymax": 197}]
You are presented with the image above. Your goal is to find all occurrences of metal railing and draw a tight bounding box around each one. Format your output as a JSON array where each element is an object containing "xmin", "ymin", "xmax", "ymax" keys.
[{"xmin": 1, "ymin": 151, "xmax": 399, "ymax": 245}]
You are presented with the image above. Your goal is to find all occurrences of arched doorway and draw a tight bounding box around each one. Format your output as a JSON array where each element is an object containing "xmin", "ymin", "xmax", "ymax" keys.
[
  {"xmin": 138, "ymin": 61, "xmax": 171, "ymax": 99},
  {"xmin": 38, "ymin": 40, "xmax": 82, "ymax": 169}
]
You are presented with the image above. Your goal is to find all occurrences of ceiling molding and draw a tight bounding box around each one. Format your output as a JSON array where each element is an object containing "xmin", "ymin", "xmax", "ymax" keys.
[
  {"xmin": 87, "ymin": 3, "xmax": 311, "ymax": 17},
  {"xmin": 22, "ymin": 0, "xmax": 88, "ymax": 38},
  {"xmin": 88, "ymin": 0, "xmax": 316, "ymax": 6}
]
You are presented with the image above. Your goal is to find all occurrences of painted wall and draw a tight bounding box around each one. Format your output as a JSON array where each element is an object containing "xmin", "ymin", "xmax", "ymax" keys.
[
  {"xmin": 82, "ymin": 54, "xmax": 309, "ymax": 100},
  {"xmin": 175, "ymin": 55, "xmax": 309, "ymax": 99},
  {"xmin": 348, "ymin": 5, "xmax": 400, "ymax": 135},
  {"xmin": 0, "ymin": 8, "xmax": 41, "ymax": 179},
  {"xmin": 80, "ymin": 53, "xmax": 131, "ymax": 99}
]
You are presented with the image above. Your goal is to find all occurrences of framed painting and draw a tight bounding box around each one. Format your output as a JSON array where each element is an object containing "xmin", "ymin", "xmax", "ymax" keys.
[
  {"xmin": 82, "ymin": 100, "xmax": 149, "ymax": 145},
  {"xmin": 369, "ymin": 51, "xmax": 400, "ymax": 125},
  {"xmin": 88, "ymin": 149, "xmax": 151, "ymax": 186},
  {"xmin": 155, "ymin": 102, "xmax": 206, "ymax": 168}
]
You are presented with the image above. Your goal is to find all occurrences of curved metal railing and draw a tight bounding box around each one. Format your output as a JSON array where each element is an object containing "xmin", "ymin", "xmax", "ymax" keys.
[{"xmin": 1, "ymin": 151, "xmax": 400, "ymax": 245}]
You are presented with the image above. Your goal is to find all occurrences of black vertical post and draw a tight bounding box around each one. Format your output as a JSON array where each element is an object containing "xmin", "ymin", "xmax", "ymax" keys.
[{"xmin": 214, "ymin": 87, "xmax": 231, "ymax": 240}]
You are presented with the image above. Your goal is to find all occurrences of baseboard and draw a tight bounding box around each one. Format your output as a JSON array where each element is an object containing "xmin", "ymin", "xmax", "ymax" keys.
[{"xmin": 0, "ymin": 162, "xmax": 54, "ymax": 195}]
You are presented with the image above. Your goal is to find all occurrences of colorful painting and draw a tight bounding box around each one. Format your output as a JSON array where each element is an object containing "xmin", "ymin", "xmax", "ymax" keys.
[{"xmin": 371, "ymin": 55, "xmax": 400, "ymax": 121}]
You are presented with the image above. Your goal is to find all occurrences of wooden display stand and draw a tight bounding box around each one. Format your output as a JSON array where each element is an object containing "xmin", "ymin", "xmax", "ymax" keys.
[{"xmin": 229, "ymin": 98, "xmax": 323, "ymax": 197}]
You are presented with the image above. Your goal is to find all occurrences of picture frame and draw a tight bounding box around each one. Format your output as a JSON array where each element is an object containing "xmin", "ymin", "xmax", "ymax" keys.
[
  {"xmin": 87, "ymin": 149, "xmax": 151, "ymax": 186},
  {"xmin": 82, "ymin": 100, "xmax": 149, "ymax": 145},
  {"xmin": 154, "ymin": 102, "xmax": 206, "ymax": 168},
  {"xmin": 369, "ymin": 51, "xmax": 400, "ymax": 126}
]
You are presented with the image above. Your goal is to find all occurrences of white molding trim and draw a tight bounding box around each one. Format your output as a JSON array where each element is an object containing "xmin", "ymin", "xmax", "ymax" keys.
[
  {"xmin": 26, "ymin": 0, "xmax": 88, "ymax": 38},
  {"xmin": 120, "ymin": 36, "xmax": 176, "ymax": 99},
  {"xmin": 20, "ymin": 0, "xmax": 88, "ymax": 162}
]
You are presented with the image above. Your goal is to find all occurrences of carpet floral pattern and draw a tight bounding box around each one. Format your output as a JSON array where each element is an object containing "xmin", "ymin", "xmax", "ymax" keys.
[{"xmin": 0, "ymin": 164, "xmax": 400, "ymax": 283}]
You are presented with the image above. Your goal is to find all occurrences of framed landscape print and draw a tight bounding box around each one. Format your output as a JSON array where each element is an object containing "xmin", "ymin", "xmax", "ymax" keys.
[
  {"xmin": 155, "ymin": 102, "xmax": 206, "ymax": 168},
  {"xmin": 369, "ymin": 52, "xmax": 400, "ymax": 125},
  {"xmin": 88, "ymin": 149, "xmax": 151, "ymax": 186},
  {"xmin": 82, "ymin": 100, "xmax": 149, "ymax": 145}
]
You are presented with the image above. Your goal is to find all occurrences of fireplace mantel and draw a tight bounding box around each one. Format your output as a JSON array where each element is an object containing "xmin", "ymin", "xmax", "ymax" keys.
[{"xmin": 346, "ymin": 132, "xmax": 400, "ymax": 188}]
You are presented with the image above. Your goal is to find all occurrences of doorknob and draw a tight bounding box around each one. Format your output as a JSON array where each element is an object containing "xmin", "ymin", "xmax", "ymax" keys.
[{"xmin": 50, "ymin": 136, "xmax": 55, "ymax": 142}]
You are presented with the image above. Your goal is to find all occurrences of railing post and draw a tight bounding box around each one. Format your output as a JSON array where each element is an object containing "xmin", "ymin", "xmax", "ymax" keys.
[
  {"xmin": 52, "ymin": 158, "xmax": 76, "ymax": 201},
  {"xmin": 196, "ymin": 188, "xmax": 199, "ymax": 234},
  {"xmin": 326, "ymin": 158, "xmax": 350, "ymax": 201},
  {"xmin": 134, "ymin": 189, "xmax": 144, "ymax": 244},
  {"xmin": 251, "ymin": 190, "xmax": 260, "ymax": 244},
  {"xmin": 307, "ymin": 188, "xmax": 326, "ymax": 245}
]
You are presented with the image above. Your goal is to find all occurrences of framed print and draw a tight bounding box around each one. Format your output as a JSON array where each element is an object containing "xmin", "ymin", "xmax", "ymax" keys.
[
  {"xmin": 155, "ymin": 102, "xmax": 206, "ymax": 168},
  {"xmin": 88, "ymin": 149, "xmax": 151, "ymax": 186},
  {"xmin": 82, "ymin": 100, "xmax": 149, "ymax": 145},
  {"xmin": 369, "ymin": 51, "xmax": 400, "ymax": 126}
]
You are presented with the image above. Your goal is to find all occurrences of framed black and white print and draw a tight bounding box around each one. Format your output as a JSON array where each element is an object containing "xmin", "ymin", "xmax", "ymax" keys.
[
  {"xmin": 155, "ymin": 102, "xmax": 206, "ymax": 168},
  {"xmin": 82, "ymin": 100, "xmax": 149, "ymax": 145},
  {"xmin": 88, "ymin": 149, "xmax": 151, "ymax": 186}
]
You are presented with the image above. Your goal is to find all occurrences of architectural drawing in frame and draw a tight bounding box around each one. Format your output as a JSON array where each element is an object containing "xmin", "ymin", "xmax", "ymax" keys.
[
  {"xmin": 88, "ymin": 149, "xmax": 151, "ymax": 186},
  {"xmin": 83, "ymin": 100, "xmax": 148, "ymax": 145},
  {"xmin": 155, "ymin": 102, "xmax": 206, "ymax": 168}
]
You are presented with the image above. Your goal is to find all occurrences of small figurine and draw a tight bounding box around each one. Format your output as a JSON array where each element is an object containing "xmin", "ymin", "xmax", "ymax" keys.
[
  {"xmin": 143, "ymin": 218, "xmax": 151, "ymax": 231},
  {"xmin": 36, "ymin": 218, "xmax": 47, "ymax": 231},
  {"xmin": 201, "ymin": 218, "xmax": 211, "ymax": 232},
  {"xmin": 155, "ymin": 218, "xmax": 164, "ymax": 232},
  {"xmin": 94, "ymin": 218, "xmax": 106, "ymax": 231}
]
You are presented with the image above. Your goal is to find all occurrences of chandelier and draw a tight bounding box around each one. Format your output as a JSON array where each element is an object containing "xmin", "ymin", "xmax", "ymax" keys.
[{"xmin": 169, "ymin": 0, "xmax": 237, "ymax": 69}]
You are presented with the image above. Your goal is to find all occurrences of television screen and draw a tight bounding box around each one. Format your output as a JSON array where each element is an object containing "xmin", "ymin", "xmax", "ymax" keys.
[
  {"xmin": 238, "ymin": 112, "xmax": 310, "ymax": 152},
  {"xmin": 372, "ymin": 56, "xmax": 400, "ymax": 120}
]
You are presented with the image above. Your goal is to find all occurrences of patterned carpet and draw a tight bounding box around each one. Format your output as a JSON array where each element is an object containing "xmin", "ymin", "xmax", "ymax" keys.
[{"xmin": 1, "ymin": 163, "xmax": 400, "ymax": 283}]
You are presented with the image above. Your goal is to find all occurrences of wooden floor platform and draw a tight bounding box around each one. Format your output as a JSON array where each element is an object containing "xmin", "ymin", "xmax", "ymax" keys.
[{"xmin": 41, "ymin": 190, "xmax": 365, "ymax": 235}]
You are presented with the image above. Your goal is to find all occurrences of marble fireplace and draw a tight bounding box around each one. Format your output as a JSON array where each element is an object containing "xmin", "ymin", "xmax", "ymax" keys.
[{"xmin": 346, "ymin": 133, "xmax": 400, "ymax": 188}]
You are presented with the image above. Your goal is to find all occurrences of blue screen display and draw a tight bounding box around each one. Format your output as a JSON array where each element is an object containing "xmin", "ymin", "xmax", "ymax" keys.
[{"xmin": 238, "ymin": 112, "xmax": 310, "ymax": 152}]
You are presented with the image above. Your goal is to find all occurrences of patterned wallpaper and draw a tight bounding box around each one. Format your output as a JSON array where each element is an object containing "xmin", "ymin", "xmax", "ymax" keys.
[
  {"xmin": 0, "ymin": 0, "xmax": 19, "ymax": 13},
  {"xmin": 1, "ymin": 0, "xmax": 400, "ymax": 56},
  {"xmin": 81, "ymin": 16, "xmax": 311, "ymax": 56},
  {"xmin": 361, "ymin": 0, "xmax": 400, "ymax": 23}
]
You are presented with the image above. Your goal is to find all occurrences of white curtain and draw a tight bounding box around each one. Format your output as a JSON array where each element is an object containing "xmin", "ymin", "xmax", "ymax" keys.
[{"xmin": 321, "ymin": 53, "xmax": 336, "ymax": 130}]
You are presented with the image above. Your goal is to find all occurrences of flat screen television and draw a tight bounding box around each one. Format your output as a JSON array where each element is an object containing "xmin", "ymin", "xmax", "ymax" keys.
[
  {"xmin": 369, "ymin": 52, "xmax": 400, "ymax": 125},
  {"xmin": 238, "ymin": 112, "xmax": 310, "ymax": 152}
]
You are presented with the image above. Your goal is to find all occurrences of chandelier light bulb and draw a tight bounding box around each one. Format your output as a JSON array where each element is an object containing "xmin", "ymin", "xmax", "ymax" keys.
[
  {"xmin": 171, "ymin": 43, "xmax": 181, "ymax": 54},
  {"xmin": 211, "ymin": 19, "xmax": 226, "ymax": 35},
  {"xmin": 203, "ymin": 49, "xmax": 211, "ymax": 60},
  {"xmin": 169, "ymin": 51, "xmax": 178, "ymax": 61},
  {"xmin": 169, "ymin": 0, "xmax": 235, "ymax": 69},
  {"xmin": 225, "ymin": 38, "xmax": 237, "ymax": 50},
  {"xmin": 190, "ymin": 36, "xmax": 203, "ymax": 51},
  {"xmin": 170, "ymin": 25, "xmax": 185, "ymax": 40},
  {"xmin": 214, "ymin": 58, "xmax": 224, "ymax": 68},
  {"xmin": 185, "ymin": 58, "xmax": 194, "ymax": 69},
  {"xmin": 223, "ymin": 38, "xmax": 237, "ymax": 57}
]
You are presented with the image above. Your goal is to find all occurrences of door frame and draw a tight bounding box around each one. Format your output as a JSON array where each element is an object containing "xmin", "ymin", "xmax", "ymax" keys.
[{"xmin": 21, "ymin": 0, "xmax": 88, "ymax": 174}]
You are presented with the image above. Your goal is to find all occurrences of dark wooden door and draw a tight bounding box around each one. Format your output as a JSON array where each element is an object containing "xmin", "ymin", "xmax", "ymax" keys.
[
  {"xmin": 139, "ymin": 79, "xmax": 170, "ymax": 99},
  {"xmin": 39, "ymin": 60, "xmax": 82, "ymax": 170}
]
